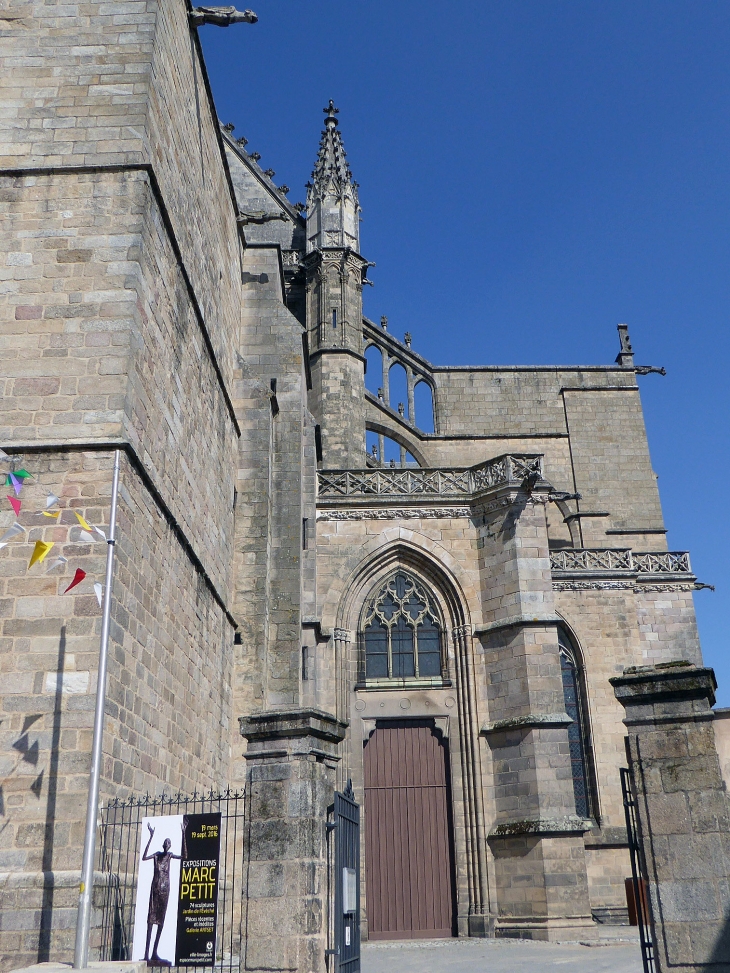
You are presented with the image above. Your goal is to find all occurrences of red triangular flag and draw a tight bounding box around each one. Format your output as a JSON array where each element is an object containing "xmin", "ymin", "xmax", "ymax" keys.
[
  {"xmin": 63, "ymin": 568, "xmax": 86, "ymax": 593},
  {"xmin": 7, "ymin": 495, "xmax": 20, "ymax": 516}
]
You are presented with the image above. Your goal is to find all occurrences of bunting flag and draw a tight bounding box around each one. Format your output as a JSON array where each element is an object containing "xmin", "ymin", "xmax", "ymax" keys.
[
  {"xmin": 92, "ymin": 525, "xmax": 106, "ymax": 541},
  {"xmin": 64, "ymin": 568, "xmax": 86, "ymax": 593},
  {"xmin": 7, "ymin": 496, "xmax": 21, "ymax": 517},
  {"xmin": 0, "ymin": 522, "xmax": 24, "ymax": 548},
  {"xmin": 29, "ymin": 540, "xmax": 54, "ymax": 568},
  {"xmin": 46, "ymin": 555, "xmax": 68, "ymax": 574},
  {"xmin": 94, "ymin": 582, "xmax": 104, "ymax": 606},
  {"xmin": 77, "ymin": 529, "xmax": 96, "ymax": 544},
  {"xmin": 46, "ymin": 493, "xmax": 60, "ymax": 509},
  {"xmin": 0, "ymin": 449, "xmax": 9, "ymax": 462},
  {"xmin": 74, "ymin": 511, "xmax": 92, "ymax": 531},
  {"xmin": 13, "ymin": 470, "xmax": 33, "ymax": 480},
  {"xmin": 7, "ymin": 472, "xmax": 21, "ymax": 496},
  {"xmin": 42, "ymin": 510, "xmax": 60, "ymax": 519}
]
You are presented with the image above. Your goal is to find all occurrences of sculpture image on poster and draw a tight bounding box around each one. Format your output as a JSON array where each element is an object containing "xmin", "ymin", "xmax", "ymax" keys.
[{"xmin": 132, "ymin": 814, "xmax": 184, "ymax": 966}]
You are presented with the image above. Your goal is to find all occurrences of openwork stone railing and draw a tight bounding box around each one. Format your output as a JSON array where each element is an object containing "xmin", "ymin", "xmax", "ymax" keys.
[
  {"xmin": 550, "ymin": 549, "xmax": 692, "ymax": 575},
  {"xmin": 318, "ymin": 454, "xmax": 543, "ymax": 499}
]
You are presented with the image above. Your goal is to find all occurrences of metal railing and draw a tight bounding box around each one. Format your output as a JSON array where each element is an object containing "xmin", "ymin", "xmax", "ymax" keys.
[{"xmin": 97, "ymin": 789, "xmax": 245, "ymax": 972}]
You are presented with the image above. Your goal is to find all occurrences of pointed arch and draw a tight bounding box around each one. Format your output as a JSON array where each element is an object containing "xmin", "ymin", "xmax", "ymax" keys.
[{"xmin": 326, "ymin": 530, "xmax": 478, "ymax": 636}]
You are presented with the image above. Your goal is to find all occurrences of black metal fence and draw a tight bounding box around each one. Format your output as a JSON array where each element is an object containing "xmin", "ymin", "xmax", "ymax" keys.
[
  {"xmin": 327, "ymin": 780, "xmax": 360, "ymax": 973},
  {"xmin": 620, "ymin": 768, "xmax": 657, "ymax": 973},
  {"xmin": 97, "ymin": 788, "xmax": 245, "ymax": 972}
]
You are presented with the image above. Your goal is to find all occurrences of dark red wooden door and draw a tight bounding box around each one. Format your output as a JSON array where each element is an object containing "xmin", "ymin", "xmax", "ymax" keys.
[{"xmin": 363, "ymin": 720, "xmax": 456, "ymax": 940}]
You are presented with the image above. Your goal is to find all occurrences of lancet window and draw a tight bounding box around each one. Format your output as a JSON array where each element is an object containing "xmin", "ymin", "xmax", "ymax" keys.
[
  {"xmin": 558, "ymin": 633, "xmax": 595, "ymax": 820},
  {"xmin": 361, "ymin": 572, "xmax": 443, "ymax": 681}
]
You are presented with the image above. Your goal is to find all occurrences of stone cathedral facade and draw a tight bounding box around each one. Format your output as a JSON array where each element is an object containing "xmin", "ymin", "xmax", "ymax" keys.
[{"xmin": 0, "ymin": 3, "xmax": 714, "ymax": 971}]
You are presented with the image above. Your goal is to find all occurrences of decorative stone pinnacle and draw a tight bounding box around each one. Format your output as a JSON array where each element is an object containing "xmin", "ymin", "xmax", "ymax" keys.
[
  {"xmin": 263, "ymin": 169, "xmax": 275, "ymax": 178},
  {"xmin": 236, "ymin": 136, "xmax": 248, "ymax": 147},
  {"xmin": 250, "ymin": 152, "xmax": 261, "ymax": 162},
  {"xmin": 380, "ymin": 315, "xmax": 388, "ymax": 330},
  {"xmin": 308, "ymin": 101, "xmax": 357, "ymax": 203},
  {"xmin": 404, "ymin": 332, "xmax": 412, "ymax": 348},
  {"xmin": 324, "ymin": 100, "xmax": 340, "ymax": 126},
  {"xmin": 278, "ymin": 185, "xmax": 289, "ymax": 195},
  {"xmin": 223, "ymin": 122, "xmax": 235, "ymax": 133},
  {"xmin": 377, "ymin": 388, "xmax": 384, "ymax": 401},
  {"xmin": 398, "ymin": 403, "xmax": 405, "ymax": 417}
]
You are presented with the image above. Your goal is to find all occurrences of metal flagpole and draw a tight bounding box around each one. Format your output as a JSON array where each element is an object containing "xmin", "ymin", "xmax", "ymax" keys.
[{"xmin": 74, "ymin": 448, "xmax": 121, "ymax": 968}]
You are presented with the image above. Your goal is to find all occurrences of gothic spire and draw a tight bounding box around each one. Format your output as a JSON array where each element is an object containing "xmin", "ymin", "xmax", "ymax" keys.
[{"xmin": 306, "ymin": 101, "xmax": 360, "ymax": 252}]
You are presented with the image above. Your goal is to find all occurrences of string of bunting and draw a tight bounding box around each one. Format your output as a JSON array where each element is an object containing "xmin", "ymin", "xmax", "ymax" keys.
[{"xmin": 0, "ymin": 448, "xmax": 106, "ymax": 606}]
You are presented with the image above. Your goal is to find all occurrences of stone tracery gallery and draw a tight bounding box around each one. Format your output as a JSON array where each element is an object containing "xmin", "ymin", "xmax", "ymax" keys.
[{"xmin": 0, "ymin": 2, "xmax": 723, "ymax": 971}]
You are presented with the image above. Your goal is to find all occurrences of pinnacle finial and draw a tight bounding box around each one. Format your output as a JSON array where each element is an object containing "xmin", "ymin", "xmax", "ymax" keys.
[{"xmin": 324, "ymin": 100, "xmax": 339, "ymax": 126}]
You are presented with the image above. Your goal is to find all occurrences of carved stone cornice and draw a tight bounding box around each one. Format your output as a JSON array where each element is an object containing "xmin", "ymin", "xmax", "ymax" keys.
[
  {"xmin": 553, "ymin": 580, "xmax": 704, "ymax": 592},
  {"xmin": 317, "ymin": 506, "xmax": 472, "ymax": 521}
]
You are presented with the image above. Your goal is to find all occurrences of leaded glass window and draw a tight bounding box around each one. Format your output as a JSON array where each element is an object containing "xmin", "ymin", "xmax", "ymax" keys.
[
  {"xmin": 362, "ymin": 572, "xmax": 444, "ymax": 681},
  {"xmin": 559, "ymin": 637, "xmax": 592, "ymax": 819}
]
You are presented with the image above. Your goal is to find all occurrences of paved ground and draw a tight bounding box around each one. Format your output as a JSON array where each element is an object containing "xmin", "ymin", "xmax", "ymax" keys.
[{"xmin": 362, "ymin": 935, "xmax": 642, "ymax": 973}]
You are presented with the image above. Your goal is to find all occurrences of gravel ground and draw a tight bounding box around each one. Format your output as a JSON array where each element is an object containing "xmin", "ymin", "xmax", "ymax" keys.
[{"xmin": 361, "ymin": 935, "xmax": 643, "ymax": 973}]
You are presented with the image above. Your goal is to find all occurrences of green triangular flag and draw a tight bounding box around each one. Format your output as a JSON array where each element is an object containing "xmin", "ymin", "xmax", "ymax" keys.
[{"xmin": 13, "ymin": 469, "xmax": 33, "ymax": 480}]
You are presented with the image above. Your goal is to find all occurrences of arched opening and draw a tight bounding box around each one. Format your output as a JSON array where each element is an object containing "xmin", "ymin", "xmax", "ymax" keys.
[
  {"xmin": 414, "ymin": 381, "xmax": 435, "ymax": 434},
  {"xmin": 365, "ymin": 430, "xmax": 420, "ymax": 467},
  {"xmin": 388, "ymin": 362, "xmax": 409, "ymax": 419},
  {"xmin": 558, "ymin": 630, "xmax": 598, "ymax": 820},
  {"xmin": 364, "ymin": 344, "xmax": 383, "ymax": 397}
]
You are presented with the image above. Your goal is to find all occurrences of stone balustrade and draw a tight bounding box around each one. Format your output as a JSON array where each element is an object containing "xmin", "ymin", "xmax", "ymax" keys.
[
  {"xmin": 550, "ymin": 549, "xmax": 692, "ymax": 575},
  {"xmin": 317, "ymin": 453, "xmax": 543, "ymax": 499}
]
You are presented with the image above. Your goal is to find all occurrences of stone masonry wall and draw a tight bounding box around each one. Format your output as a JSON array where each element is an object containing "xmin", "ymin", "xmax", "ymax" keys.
[{"xmin": 0, "ymin": 451, "xmax": 234, "ymax": 969}]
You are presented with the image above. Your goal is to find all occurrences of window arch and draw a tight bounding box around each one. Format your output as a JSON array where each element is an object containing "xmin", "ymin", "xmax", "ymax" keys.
[
  {"xmin": 558, "ymin": 631, "xmax": 596, "ymax": 820},
  {"xmin": 361, "ymin": 571, "xmax": 444, "ymax": 681}
]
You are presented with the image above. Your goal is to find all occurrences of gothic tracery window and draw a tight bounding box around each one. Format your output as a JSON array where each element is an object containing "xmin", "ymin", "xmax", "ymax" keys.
[
  {"xmin": 361, "ymin": 572, "xmax": 443, "ymax": 681},
  {"xmin": 559, "ymin": 634, "xmax": 595, "ymax": 819}
]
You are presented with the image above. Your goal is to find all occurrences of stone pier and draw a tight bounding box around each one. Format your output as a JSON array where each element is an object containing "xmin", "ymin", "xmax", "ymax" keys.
[{"xmin": 611, "ymin": 663, "xmax": 730, "ymax": 972}]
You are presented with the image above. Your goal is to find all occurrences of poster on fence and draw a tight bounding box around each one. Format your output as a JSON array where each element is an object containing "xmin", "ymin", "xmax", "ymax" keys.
[
  {"xmin": 175, "ymin": 813, "xmax": 221, "ymax": 967},
  {"xmin": 131, "ymin": 812, "xmax": 221, "ymax": 967}
]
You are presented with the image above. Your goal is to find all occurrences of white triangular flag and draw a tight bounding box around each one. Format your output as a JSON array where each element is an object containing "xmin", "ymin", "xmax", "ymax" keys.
[
  {"xmin": 0, "ymin": 522, "xmax": 24, "ymax": 548},
  {"xmin": 94, "ymin": 582, "xmax": 104, "ymax": 606},
  {"xmin": 72, "ymin": 528, "xmax": 96, "ymax": 544},
  {"xmin": 0, "ymin": 448, "xmax": 9, "ymax": 462},
  {"xmin": 91, "ymin": 525, "xmax": 106, "ymax": 541},
  {"xmin": 46, "ymin": 555, "xmax": 68, "ymax": 574},
  {"xmin": 46, "ymin": 492, "xmax": 60, "ymax": 509}
]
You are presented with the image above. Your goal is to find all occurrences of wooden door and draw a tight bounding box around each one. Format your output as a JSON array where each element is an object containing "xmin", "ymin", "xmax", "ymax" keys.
[{"xmin": 363, "ymin": 720, "xmax": 456, "ymax": 940}]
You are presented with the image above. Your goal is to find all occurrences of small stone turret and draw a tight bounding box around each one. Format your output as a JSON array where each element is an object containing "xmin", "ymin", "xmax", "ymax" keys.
[{"xmin": 304, "ymin": 102, "xmax": 370, "ymax": 468}]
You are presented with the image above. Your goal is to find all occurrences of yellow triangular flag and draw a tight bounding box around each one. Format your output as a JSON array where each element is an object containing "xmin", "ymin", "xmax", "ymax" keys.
[
  {"xmin": 29, "ymin": 540, "xmax": 54, "ymax": 568},
  {"xmin": 74, "ymin": 511, "xmax": 92, "ymax": 531},
  {"xmin": 42, "ymin": 510, "xmax": 60, "ymax": 519}
]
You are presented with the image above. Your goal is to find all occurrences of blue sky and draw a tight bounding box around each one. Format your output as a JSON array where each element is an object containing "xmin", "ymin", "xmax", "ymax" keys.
[{"xmin": 200, "ymin": 1, "xmax": 730, "ymax": 704}]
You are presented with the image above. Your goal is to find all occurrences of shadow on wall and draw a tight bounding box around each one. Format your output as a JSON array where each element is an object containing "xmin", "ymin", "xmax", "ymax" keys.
[{"xmin": 38, "ymin": 624, "xmax": 66, "ymax": 961}]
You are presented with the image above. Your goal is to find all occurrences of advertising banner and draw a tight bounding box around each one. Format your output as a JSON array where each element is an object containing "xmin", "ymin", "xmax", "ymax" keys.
[
  {"xmin": 131, "ymin": 812, "xmax": 221, "ymax": 967},
  {"xmin": 176, "ymin": 813, "xmax": 221, "ymax": 967}
]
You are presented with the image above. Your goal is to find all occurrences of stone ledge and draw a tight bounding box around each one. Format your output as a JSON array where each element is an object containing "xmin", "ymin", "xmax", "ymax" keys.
[
  {"xmin": 488, "ymin": 815, "xmax": 593, "ymax": 838},
  {"xmin": 239, "ymin": 708, "xmax": 348, "ymax": 745},
  {"xmin": 10, "ymin": 964, "xmax": 145, "ymax": 973},
  {"xmin": 474, "ymin": 614, "xmax": 560, "ymax": 636},
  {"xmin": 583, "ymin": 826, "xmax": 629, "ymax": 848},
  {"xmin": 610, "ymin": 662, "xmax": 717, "ymax": 709},
  {"xmin": 481, "ymin": 712, "xmax": 572, "ymax": 735}
]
